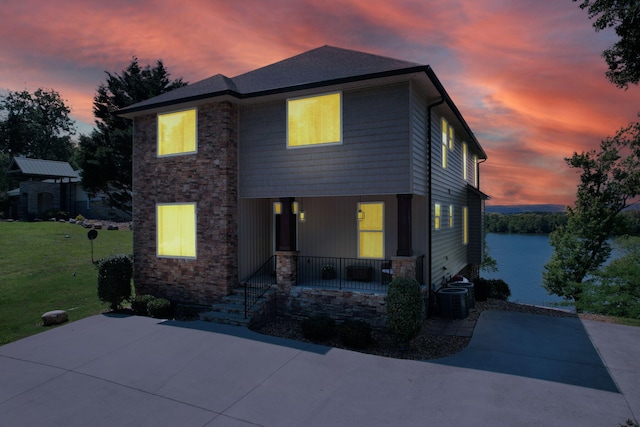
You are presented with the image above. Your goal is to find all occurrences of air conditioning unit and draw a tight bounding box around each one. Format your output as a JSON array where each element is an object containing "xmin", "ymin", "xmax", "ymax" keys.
[
  {"xmin": 437, "ymin": 288, "xmax": 469, "ymax": 319},
  {"xmin": 448, "ymin": 281, "xmax": 475, "ymax": 309}
]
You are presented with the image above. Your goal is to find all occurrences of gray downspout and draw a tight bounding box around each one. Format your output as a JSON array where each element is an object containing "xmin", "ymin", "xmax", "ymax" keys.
[{"xmin": 427, "ymin": 97, "xmax": 444, "ymax": 316}]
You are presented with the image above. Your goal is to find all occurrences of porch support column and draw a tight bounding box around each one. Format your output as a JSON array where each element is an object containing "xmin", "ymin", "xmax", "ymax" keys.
[
  {"xmin": 277, "ymin": 197, "xmax": 297, "ymax": 251},
  {"xmin": 397, "ymin": 194, "xmax": 413, "ymax": 256}
]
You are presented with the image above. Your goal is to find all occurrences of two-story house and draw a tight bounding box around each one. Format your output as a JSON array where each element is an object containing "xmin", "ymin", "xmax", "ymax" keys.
[{"xmin": 118, "ymin": 45, "xmax": 488, "ymax": 325}]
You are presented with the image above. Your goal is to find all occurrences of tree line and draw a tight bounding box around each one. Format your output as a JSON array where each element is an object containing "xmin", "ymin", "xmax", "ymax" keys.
[{"xmin": 486, "ymin": 210, "xmax": 640, "ymax": 235}]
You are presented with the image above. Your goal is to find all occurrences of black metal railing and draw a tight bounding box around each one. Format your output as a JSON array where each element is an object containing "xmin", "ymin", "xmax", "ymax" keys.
[
  {"xmin": 243, "ymin": 256, "xmax": 277, "ymax": 319},
  {"xmin": 297, "ymin": 256, "xmax": 393, "ymax": 292}
]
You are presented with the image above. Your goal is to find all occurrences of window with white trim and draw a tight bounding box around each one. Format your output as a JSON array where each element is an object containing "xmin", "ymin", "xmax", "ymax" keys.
[
  {"xmin": 462, "ymin": 206, "xmax": 469, "ymax": 245},
  {"xmin": 434, "ymin": 203, "xmax": 441, "ymax": 230},
  {"xmin": 462, "ymin": 142, "xmax": 468, "ymax": 181},
  {"xmin": 358, "ymin": 202, "xmax": 384, "ymax": 259},
  {"xmin": 157, "ymin": 108, "xmax": 197, "ymax": 157},
  {"xmin": 157, "ymin": 203, "xmax": 197, "ymax": 258},
  {"xmin": 287, "ymin": 92, "xmax": 342, "ymax": 148}
]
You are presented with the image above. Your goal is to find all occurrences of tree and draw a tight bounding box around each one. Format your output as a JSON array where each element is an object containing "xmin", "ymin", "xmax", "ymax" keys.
[
  {"xmin": 543, "ymin": 121, "xmax": 640, "ymax": 301},
  {"xmin": 574, "ymin": 0, "xmax": 640, "ymax": 88},
  {"xmin": 78, "ymin": 58, "xmax": 186, "ymax": 215},
  {"xmin": 576, "ymin": 235, "xmax": 640, "ymax": 318},
  {"xmin": 0, "ymin": 88, "xmax": 76, "ymax": 160}
]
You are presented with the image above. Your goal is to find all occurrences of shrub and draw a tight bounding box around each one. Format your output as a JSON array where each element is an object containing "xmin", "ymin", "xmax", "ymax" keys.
[
  {"xmin": 338, "ymin": 320, "xmax": 372, "ymax": 349},
  {"xmin": 301, "ymin": 315, "xmax": 336, "ymax": 341},
  {"xmin": 386, "ymin": 278, "xmax": 422, "ymax": 343},
  {"xmin": 488, "ymin": 279, "xmax": 511, "ymax": 300},
  {"xmin": 75, "ymin": 214, "xmax": 85, "ymax": 222},
  {"xmin": 97, "ymin": 254, "xmax": 133, "ymax": 310},
  {"xmin": 42, "ymin": 209, "xmax": 70, "ymax": 221},
  {"xmin": 147, "ymin": 298, "xmax": 173, "ymax": 319},
  {"xmin": 131, "ymin": 294, "xmax": 155, "ymax": 316}
]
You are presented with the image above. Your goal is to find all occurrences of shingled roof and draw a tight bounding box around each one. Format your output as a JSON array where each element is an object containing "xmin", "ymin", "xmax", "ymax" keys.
[
  {"xmin": 117, "ymin": 46, "xmax": 426, "ymax": 115},
  {"xmin": 117, "ymin": 45, "xmax": 486, "ymax": 158},
  {"xmin": 7, "ymin": 157, "xmax": 79, "ymax": 179}
]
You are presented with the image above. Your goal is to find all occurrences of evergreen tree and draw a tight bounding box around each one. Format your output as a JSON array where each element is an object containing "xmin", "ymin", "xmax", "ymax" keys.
[{"xmin": 78, "ymin": 58, "xmax": 186, "ymax": 215}]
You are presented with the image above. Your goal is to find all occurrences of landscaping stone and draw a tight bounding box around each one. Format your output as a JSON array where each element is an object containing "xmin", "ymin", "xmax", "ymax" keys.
[{"xmin": 42, "ymin": 310, "xmax": 68, "ymax": 326}]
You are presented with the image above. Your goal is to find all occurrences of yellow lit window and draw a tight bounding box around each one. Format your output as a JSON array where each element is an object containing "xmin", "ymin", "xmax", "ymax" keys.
[
  {"xmin": 157, "ymin": 203, "xmax": 196, "ymax": 258},
  {"xmin": 449, "ymin": 205, "xmax": 454, "ymax": 228},
  {"xmin": 441, "ymin": 118, "xmax": 448, "ymax": 168},
  {"xmin": 288, "ymin": 93, "xmax": 341, "ymax": 148},
  {"xmin": 158, "ymin": 109, "xmax": 197, "ymax": 156},
  {"xmin": 462, "ymin": 143, "xmax": 468, "ymax": 180},
  {"xmin": 473, "ymin": 155, "xmax": 479, "ymax": 187},
  {"xmin": 434, "ymin": 203, "xmax": 441, "ymax": 230},
  {"xmin": 463, "ymin": 206, "xmax": 469, "ymax": 245},
  {"xmin": 358, "ymin": 202, "xmax": 384, "ymax": 259}
]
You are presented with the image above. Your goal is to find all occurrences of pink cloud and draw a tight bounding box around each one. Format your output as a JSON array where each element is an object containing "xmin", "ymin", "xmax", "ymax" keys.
[{"xmin": 1, "ymin": 0, "xmax": 637, "ymax": 206}]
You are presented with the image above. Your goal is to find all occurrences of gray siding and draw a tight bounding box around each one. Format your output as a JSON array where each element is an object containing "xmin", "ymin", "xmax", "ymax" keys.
[
  {"xmin": 429, "ymin": 110, "xmax": 470, "ymax": 287},
  {"xmin": 297, "ymin": 195, "xmax": 397, "ymax": 260},
  {"xmin": 239, "ymin": 84, "xmax": 412, "ymax": 198},
  {"xmin": 238, "ymin": 198, "xmax": 273, "ymax": 280},
  {"xmin": 409, "ymin": 85, "xmax": 428, "ymax": 196}
]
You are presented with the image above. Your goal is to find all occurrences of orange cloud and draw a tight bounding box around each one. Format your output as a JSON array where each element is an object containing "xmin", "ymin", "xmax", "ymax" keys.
[{"xmin": 1, "ymin": 0, "xmax": 637, "ymax": 207}]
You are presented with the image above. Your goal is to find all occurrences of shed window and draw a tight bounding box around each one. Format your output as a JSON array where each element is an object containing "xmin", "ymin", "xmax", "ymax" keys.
[
  {"xmin": 288, "ymin": 92, "xmax": 341, "ymax": 148},
  {"xmin": 158, "ymin": 109, "xmax": 197, "ymax": 156}
]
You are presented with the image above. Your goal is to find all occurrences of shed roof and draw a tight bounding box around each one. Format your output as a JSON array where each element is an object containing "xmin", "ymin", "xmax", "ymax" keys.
[{"xmin": 7, "ymin": 157, "xmax": 79, "ymax": 179}]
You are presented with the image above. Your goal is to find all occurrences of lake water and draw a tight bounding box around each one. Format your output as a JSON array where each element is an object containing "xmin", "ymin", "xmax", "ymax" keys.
[{"xmin": 482, "ymin": 233, "xmax": 567, "ymax": 308}]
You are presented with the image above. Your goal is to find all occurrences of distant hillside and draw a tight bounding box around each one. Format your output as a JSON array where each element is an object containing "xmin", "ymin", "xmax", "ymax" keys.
[{"xmin": 486, "ymin": 204, "xmax": 566, "ymax": 214}]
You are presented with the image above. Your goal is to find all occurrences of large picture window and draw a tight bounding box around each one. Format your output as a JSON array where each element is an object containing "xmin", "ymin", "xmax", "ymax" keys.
[
  {"xmin": 287, "ymin": 92, "xmax": 341, "ymax": 148},
  {"xmin": 358, "ymin": 202, "xmax": 384, "ymax": 259},
  {"xmin": 157, "ymin": 203, "xmax": 197, "ymax": 258},
  {"xmin": 157, "ymin": 108, "xmax": 197, "ymax": 156}
]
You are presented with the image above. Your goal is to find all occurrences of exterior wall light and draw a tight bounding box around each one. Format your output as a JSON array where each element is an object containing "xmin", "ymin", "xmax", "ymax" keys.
[
  {"xmin": 273, "ymin": 202, "xmax": 282, "ymax": 214},
  {"xmin": 357, "ymin": 208, "xmax": 365, "ymax": 221}
]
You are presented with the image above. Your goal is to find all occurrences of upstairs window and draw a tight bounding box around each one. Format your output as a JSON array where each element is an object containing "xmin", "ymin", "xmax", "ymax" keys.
[
  {"xmin": 441, "ymin": 118, "xmax": 454, "ymax": 168},
  {"xmin": 473, "ymin": 155, "xmax": 479, "ymax": 187},
  {"xmin": 157, "ymin": 108, "xmax": 197, "ymax": 157},
  {"xmin": 462, "ymin": 142, "xmax": 468, "ymax": 181},
  {"xmin": 288, "ymin": 92, "xmax": 342, "ymax": 148},
  {"xmin": 157, "ymin": 203, "xmax": 197, "ymax": 258},
  {"xmin": 358, "ymin": 202, "xmax": 384, "ymax": 259}
]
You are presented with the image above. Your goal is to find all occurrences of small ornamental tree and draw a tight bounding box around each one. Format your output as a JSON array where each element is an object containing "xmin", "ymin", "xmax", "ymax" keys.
[
  {"xmin": 97, "ymin": 254, "xmax": 133, "ymax": 310},
  {"xmin": 386, "ymin": 278, "xmax": 423, "ymax": 343}
]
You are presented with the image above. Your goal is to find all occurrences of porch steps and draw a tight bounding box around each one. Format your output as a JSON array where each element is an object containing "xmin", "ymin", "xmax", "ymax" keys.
[{"xmin": 199, "ymin": 286, "xmax": 272, "ymax": 327}]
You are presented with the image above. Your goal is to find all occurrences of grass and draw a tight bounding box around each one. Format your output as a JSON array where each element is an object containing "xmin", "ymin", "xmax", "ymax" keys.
[{"xmin": 0, "ymin": 221, "xmax": 132, "ymax": 345}]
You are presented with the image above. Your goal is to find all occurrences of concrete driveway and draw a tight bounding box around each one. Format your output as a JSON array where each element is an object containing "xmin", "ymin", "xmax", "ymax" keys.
[{"xmin": 0, "ymin": 311, "xmax": 638, "ymax": 426}]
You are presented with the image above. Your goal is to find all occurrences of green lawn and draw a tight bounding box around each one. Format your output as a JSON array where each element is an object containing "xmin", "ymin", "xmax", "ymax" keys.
[{"xmin": 0, "ymin": 221, "xmax": 133, "ymax": 345}]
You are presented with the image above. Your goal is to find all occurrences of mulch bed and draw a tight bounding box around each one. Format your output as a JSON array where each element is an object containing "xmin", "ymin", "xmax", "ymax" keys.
[{"xmin": 250, "ymin": 299, "xmax": 586, "ymax": 361}]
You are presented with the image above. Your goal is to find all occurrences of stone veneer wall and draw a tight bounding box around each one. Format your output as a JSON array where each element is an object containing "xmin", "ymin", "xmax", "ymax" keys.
[
  {"xmin": 132, "ymin": 102, "xmax": 239, "ymax": 305},
  {"xmin": 287, "ymin": 287, "xmax": 389, "ymax": 328}
]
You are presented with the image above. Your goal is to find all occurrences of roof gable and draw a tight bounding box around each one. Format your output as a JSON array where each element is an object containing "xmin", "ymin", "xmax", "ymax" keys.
[
  {"xmin": 118, "ymin": 45, "xmax": 425, "ymax": 115},
  {"xmin": 8, "ymin": 157, "xmax": 78, "ymax": 179}
]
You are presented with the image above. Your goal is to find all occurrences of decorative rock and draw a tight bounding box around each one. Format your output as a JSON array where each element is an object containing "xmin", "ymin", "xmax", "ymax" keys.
[
  {"xmin": 42, "ymin": 310, "xmax": 68, "ymax": 326},
  {"xmin": 107, "ymin": 225, "xmax": 118, "ymax": 231}
]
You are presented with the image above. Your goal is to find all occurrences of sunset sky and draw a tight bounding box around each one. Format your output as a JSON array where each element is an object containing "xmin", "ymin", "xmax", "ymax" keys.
[{"xmin": 1, "ymin": 0, "xmax": 638, "ymax": 206}]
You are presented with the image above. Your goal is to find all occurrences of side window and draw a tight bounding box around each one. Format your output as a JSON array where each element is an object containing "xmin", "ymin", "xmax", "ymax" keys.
[
  {"xmin": 358, "ymin": 202, "xmax": 384, "ymax": 259},
  {"xmin": 441, "ymin": 118, "xmax": 448, "ymax": 168},
  {"xmin": 462, "ymin": 142, "xmax": 468, "ymax": 181},
  {"xmin": 463, "ymin": 206, "xmax": 469, "ymax": 245},
  {"xmin": 287, "ymin": 92, "xmax": 342, "ymax": 148},
  {"xmin": 434, "ymin": 203, "xmax": 441, "ymax": 230},
  {"xmin": 157, "ymin": 203, "xmax": 197, "ymax": 258},
  {"xmin": 157, "ymin": 108, "xmax": 197, "ymax": 157},
  {"xmin": 449, "ymin": 205, "xmax": 454, "ymax": 228}
]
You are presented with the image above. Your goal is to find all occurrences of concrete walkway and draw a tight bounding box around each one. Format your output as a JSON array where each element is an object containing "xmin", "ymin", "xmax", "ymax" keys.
[{"xmin": 0, "ymin": 311, "xmax": 638, "ymax": 426}]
